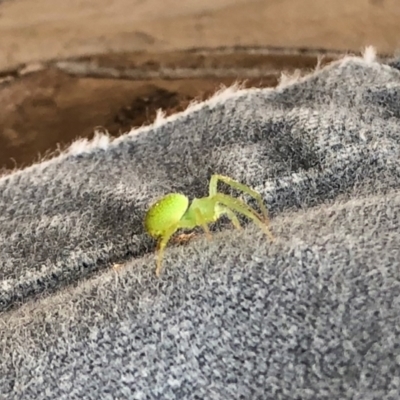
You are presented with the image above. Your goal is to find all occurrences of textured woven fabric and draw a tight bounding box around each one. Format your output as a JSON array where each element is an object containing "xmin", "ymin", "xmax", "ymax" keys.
[{"xmin": 2, "ymin": 50, "xmax": 400, "ymax": 399}]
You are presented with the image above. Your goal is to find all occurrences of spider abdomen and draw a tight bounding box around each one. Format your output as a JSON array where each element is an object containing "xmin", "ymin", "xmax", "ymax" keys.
[{"xmin": 144, "ymin": 193, "xmax": 189, "ymax": 238}]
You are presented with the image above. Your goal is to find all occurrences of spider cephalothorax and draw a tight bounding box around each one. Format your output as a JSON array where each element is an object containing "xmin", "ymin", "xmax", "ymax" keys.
[{"xmin": 144, "ymin": 174, "xmax": 274, "ymax": 276}]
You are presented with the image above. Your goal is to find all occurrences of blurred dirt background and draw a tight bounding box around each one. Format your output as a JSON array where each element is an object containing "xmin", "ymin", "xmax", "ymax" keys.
[{"xmin": 0, "ymin": 0, "xmax": 399, "ymax": 170}]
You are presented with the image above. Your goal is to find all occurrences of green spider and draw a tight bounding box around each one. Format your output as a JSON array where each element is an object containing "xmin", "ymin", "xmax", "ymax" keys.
[{"xmin": 144, "ymin": 174, "xmax": 274, "ymax": 276}]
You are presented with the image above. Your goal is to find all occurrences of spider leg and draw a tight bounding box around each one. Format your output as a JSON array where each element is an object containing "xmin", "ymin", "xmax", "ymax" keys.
[
  {"xmin": 209, "ymin": 174, "xmax": 269, "ymax": 223},
  {"xmin": 213, "ymin": 193, "xmax": 274, "ymax": 242},
  {"xmin": 194, "ymin": 208, "xmax": 213, "ymax": 241},
  {"xmin": 154, "ymin": 209, "xmax": 212, "ymax": 276},
  {"xmin": 155, "ymin": 223, "xmax": 180, "ymax": 276},
  {"xmin": 218, "ymin": 206, "xmax": 242, "ymax": 230}
]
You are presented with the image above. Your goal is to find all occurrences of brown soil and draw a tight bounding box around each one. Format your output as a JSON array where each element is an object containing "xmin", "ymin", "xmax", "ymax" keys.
[
  {"xmin": 0, "ymin": 48, "xmax": 339, "ymax": 171},
  {"xmin": 0, "ymin": 0, "xmax": 399, "ymax": 171},
  {"xmin": 0, "ymin": 0, "xmax": 399, "ymax": 71}
]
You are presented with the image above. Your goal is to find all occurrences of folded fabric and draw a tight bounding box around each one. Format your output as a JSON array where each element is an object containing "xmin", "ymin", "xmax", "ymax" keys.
[{"xmin": 1, "ymin": 48, "xmax": 400, "ymax": 399}]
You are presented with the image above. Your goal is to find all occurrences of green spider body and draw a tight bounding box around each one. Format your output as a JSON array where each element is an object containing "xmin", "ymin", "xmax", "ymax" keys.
[
  {"xmin": 145, "ymin": 193, "xmax": 190, "ymax": 238},
  {"xmin": 144, "ymin": 174, "xmax": 274, "ymax": 276}
]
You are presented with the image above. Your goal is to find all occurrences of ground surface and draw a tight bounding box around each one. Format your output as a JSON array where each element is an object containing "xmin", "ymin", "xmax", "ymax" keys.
[{"xmin": 0, "ymin": 0, "xmax": 399, "ymax": 170}]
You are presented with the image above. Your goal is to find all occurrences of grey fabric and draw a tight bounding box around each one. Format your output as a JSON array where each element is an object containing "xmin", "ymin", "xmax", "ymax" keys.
[{"xmin": 2, "ymin": 52, "xmax": 400, "ymax": 399}]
